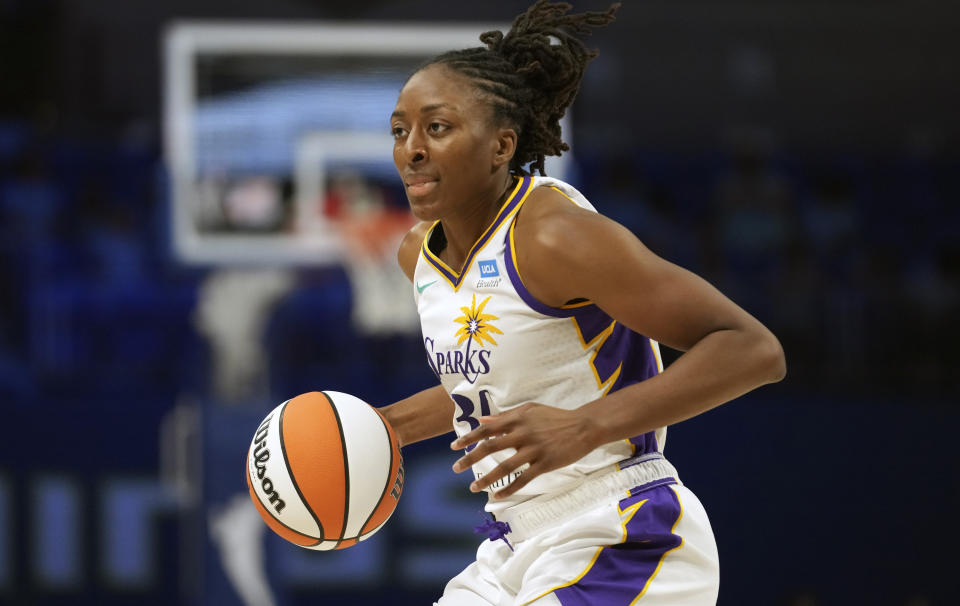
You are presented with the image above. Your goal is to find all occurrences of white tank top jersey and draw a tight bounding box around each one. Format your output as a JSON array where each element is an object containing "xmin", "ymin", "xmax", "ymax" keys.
[{"xmin": 413, "ymin": 175, "xmax": 667, "ymax": 514}]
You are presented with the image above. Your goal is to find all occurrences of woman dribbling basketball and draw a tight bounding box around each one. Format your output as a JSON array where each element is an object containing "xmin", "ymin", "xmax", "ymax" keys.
[{"xmin": 381, "ymin": 2, "xmax": 786, "ymax": 604}]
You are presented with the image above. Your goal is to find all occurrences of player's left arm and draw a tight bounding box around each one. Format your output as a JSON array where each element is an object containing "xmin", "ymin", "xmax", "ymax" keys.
[{"xmin": 452, "ymin": 192, "xmax": 786, "ymax": 498}]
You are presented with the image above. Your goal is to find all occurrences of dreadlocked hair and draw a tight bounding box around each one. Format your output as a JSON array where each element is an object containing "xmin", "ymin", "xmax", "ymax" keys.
[{"xmin": 429, "ymin": 0, "xmax": 619, "ymax": 176}]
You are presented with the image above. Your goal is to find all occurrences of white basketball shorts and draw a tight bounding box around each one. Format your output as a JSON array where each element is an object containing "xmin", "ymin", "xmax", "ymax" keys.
[{"xmin": 435, "ymin": 457, "xmax": 720, "ymax": 606}]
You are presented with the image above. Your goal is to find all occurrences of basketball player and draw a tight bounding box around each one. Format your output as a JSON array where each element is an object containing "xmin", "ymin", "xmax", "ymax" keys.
[{"xmin": 381, "ymin": 2, "xmax": 786, "ymax": 604}]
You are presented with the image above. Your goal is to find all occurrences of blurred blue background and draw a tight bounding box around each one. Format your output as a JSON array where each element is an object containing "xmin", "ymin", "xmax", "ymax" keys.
[{"xmin": 1, "ymin": 1, "xmax": 958, "ymax": 605}]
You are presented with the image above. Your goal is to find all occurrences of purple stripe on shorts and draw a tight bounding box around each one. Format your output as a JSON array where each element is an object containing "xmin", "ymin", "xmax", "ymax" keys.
[
  {"xmin": 553, "ymin": 484, "xmax": 683, "ymax": 606},
  {"xmin": 627, "ymin": 477, "xmax": 677, "ymax": 498}
]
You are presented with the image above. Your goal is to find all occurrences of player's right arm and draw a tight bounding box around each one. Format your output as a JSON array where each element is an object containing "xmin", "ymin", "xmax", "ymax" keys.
[
  {"xmin": 381, "ymin": 386, "xmax": 455, "ymax": 448},
  {"xmin": 382, "ymin": 221, "xmax": 454, "ymax": 448},
  {"xmin": 397, "ymin": 221, "xmax": 432, "ymax": 281}
]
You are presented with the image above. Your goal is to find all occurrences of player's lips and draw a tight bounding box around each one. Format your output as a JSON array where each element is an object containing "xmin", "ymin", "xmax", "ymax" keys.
[{"xmin": 404, "ymin": 173, "xmax": 439, "ymax": 197}]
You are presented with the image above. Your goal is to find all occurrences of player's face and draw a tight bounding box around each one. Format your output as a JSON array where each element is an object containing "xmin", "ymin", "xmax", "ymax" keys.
[{"xmin": 391, "ymin": 64, "xmax": 504, "ymax": 221}]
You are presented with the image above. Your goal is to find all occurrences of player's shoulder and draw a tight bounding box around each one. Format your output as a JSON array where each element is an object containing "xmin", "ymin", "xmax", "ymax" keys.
[
  {"xmin": 519, "ymin": 181, "xmax": 615, "ymax": 257},
  {"xmin": 516, "ymin": 179, "xmax": 645, "ymax": 301},
  {"xmin": 398, "ymin": 221, "xmax": 433, "ymax": 281}
]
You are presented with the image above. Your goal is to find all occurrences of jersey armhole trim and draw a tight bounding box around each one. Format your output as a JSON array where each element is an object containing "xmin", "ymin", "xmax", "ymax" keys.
[
  {"xmin": 549, "ymin": 186, "xmax": 598, "ymax": 313},
  {"xmin": 505, "ymin": 218, "xmax": 577, "ymax": 318},
  {"xmin": 504, "ymin": 209, "xmax": 597, "ymax": 318},
  {"xmin": 549, "ymin": 185, "xmax": 579, "ymax": 205}
]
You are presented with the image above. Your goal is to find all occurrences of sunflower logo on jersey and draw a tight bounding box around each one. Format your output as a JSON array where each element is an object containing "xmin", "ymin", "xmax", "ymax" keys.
[
  {"xmin": 454, "ymin": 294, "xmax": 503, "ymax": 347},
  {"xmin": 424, "ymin": 294, "xmax": 502, "ymax": 385}
]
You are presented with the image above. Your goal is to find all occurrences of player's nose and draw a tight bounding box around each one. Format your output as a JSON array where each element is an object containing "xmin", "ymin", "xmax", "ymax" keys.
[{"xmin": 403, "ymin": 129, "xmax": 428, "ymax": 164}]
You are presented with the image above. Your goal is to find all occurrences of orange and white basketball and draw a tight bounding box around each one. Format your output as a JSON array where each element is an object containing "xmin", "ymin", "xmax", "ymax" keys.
[{"xmin": 246, "ymin": 391, "xmax": 404, "ymax": 550}]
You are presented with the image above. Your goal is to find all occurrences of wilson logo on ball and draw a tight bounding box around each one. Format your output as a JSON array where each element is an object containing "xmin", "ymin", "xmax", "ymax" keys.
[
  {"xmin": 391, "ymin": 463, "xmax": 405, "ymax": 500},
  {"xmin": 250, "ymin": 413, "xmax": 286, "ymax": 513}
]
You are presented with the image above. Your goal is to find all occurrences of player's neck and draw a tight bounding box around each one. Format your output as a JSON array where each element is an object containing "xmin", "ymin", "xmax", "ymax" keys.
[{"xmin": 438, "ymin": 175, "xmax": 514, "ymax": 272}]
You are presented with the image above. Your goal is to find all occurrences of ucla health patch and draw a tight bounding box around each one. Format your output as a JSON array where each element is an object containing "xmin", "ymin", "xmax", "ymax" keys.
[{"xmin": 478, "ymin": 259, "xmax": 500, "ymax": 278}]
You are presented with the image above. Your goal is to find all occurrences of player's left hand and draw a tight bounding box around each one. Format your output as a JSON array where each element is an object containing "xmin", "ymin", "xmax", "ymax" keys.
[{"xmin": 450, "ymin": 402, "xmax": 599, "ymax": 500}]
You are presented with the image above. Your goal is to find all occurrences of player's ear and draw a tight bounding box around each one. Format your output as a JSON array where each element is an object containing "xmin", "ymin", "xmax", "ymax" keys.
[{"xmin": 492, "ymin": 127, "xmax": 517, "ymax": 169}]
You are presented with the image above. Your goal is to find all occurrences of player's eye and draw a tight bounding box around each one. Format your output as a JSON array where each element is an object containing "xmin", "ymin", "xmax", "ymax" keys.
[
  {"xmin": 428, "ymin": 122, "xmax": 448, "ymax": 134},
  {"xmin": 391, "ymin": 126, "xmax": 407, "ymax": 139}
]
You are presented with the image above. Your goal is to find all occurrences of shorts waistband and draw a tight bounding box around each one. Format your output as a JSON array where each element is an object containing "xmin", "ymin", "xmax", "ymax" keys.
[{"xmin": 493, "ymin": 452, "xmax": 679, "ymax": 543}]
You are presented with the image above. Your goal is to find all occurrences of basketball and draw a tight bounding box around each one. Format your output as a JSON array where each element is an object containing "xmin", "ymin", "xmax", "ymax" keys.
[{"xmin": 246, "ymin": 391, "xmax": 404, "ymax": 550}]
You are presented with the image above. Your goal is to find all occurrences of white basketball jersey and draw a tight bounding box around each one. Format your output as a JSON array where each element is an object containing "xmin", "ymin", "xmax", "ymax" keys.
[{"xmin": 413, "ymin": 175, "xmax": 667, "ymax": 514}]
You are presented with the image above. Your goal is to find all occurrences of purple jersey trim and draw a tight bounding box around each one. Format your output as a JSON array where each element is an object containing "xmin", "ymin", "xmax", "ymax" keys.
[
  {"xmin": 594, "ymin": 324, "xmax": 663, "ymax": 455},
  {"xmin": 574, "ymin": 314, "xmax": 661, "ymax": 455},
  {"xmin": 503, "ymin": 218, "xmax": 577, "ymax": 318},
  {"xmin": 423, "ymin": 241, "xmax": 459, "ymax": 286},
  {"xmin": 421, "ymin": 176, "xmax": 531, "ymax": 289},
  {"xmin": 503, "ymin": 191, "xmax": 663, "ymax": 454},
  {"xmin": 553, "ymin": 484, "xmax": 683, "ymax": 606},
  {"xmin": 630, "ymin": 431, "xmax": 660, "ymax": 455}
]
